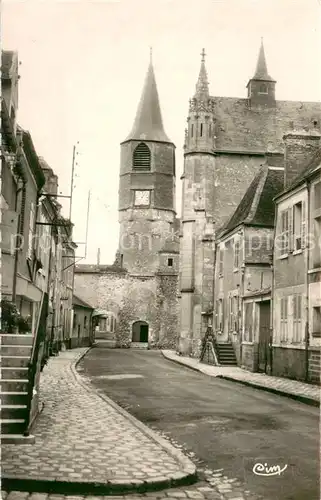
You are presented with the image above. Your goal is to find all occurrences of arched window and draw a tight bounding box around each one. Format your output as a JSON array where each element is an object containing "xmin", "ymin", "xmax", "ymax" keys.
[
  {"xmin": 133, "ymin": 143, "xmax": 151, "ymax": 170},
  {"xmin": 200, "ymin": 123, "xmax": 203, "ymax": 137},
  {"xmin": 259, "ymin": 84, "xmax": 268, "ymax": 94}
]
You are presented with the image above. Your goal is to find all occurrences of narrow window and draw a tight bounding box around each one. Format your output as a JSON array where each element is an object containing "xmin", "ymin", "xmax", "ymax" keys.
[
  {"xmin": 208, "ymin": 123, "xmax": 212, "ymax": 138},
  {"xmin": 219, "ymin": 249, "xmax": 224, "ymax": 275},
  {"xmin": 191, "ymin": 124, "xmax": 194, "ymax": 138},
  {"xmin": 234, "ymin": 241, "xmax": 240, "ymax": 269},
  {"xmin": 244, "ymin": 302, "xmax": 253, "ymax": 342},
  {"xmin": 133, "ymin": 143, "xmax": 151, "ymax": 170},
  {"xmin": 314, "ymin": 181, "xmax": 321, "ymax": 210},
  {"xmin": 200, "ymin": 123, "xmax": 203, "ymax": 137},
  {"xmin": 312, "ymin": 306, "xmax": 321, "ymax": 336},
  {"xmin": 259, "ymin": 84, "xmax": 268, "ymax": 94},
  {"xmin": 280, "ymin": 297, "xmax": 288, "ymax": 342},
  {"xmin": 84, "ymin": 316, "xmax": 87, "ymax": 329},
  {"xmin": 293, "ymin": 202, "xmax": 302, "ymax": 251},
  {"xmin": 168, "ymin": 258, "xmax": 173, "ymax": 267}
]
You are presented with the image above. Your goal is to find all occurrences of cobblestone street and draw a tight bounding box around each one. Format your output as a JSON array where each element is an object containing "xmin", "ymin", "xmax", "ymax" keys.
[{"xmin": 2, "ymin": 348, "xmax": 267, "ymax": 500}]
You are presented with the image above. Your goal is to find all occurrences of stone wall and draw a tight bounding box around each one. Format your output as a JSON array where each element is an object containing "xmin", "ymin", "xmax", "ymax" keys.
[{"xmin": 74, "ymin": 267, "xmax": 178, "ymax": 349}]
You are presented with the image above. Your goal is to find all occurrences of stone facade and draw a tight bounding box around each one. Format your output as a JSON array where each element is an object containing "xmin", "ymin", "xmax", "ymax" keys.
[{"xmin": 74, "ymin": 266, "xmax": 178, "ymax": 349}]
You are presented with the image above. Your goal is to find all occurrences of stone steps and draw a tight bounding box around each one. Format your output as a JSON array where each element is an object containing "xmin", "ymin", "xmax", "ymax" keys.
[{"xmin": 0, "ymin": 333, "xmax": 33, "ymax": 443}]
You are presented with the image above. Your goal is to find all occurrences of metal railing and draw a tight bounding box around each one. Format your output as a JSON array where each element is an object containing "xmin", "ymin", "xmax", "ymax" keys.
[{"xmin": 23, "ymin": 292, "xmax": 48, "ymax": 436}]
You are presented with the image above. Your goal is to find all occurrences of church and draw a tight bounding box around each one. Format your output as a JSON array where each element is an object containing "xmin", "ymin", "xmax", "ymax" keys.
[{"xmin": 74, "ymin": 41, "xmax": 321, "ymax": 359}]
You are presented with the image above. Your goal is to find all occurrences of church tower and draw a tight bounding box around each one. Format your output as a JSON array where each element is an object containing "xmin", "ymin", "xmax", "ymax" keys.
[
  {"xmin": 118, "ymin": 53, "xmax": 177, "ymax": 275},
  {"xmin": 247, "ymin": 39, "xmax": 276, "ymax": 107},
  {"xmin": 179, "ymin": 49, "xmax": 216, "ymax": 355}
]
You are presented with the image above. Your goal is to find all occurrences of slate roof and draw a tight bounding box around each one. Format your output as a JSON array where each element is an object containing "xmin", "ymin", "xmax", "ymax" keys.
[
  {"xmin": 211, "ymin": 97, "xmax": 321, "ymax": 153},
  {"xmin": 251, "ymin": 41, "xmax": 275, "ymax": 82},
  {"xmin": 221, "ymin": 165, "xmax": 284, "ymax": 235},
  {"xmin": 124, "ymin": 61, "xmax": 172, "ymax": 143},
  {"xmin": 72, "ymin": 294, "xmax": 94, "ymax": 310}
]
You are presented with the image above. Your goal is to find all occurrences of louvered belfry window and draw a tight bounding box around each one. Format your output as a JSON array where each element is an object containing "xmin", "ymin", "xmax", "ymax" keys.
[{"xmin": 133, "ymin": 143, "xmax": 151, "ymax": 170}]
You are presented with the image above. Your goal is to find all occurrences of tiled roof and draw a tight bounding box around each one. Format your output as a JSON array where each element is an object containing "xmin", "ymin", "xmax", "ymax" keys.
[
  {"xmin": 221, "ymin": 165, "xmax": 284, "ymax": 235},
  {"xmin": 211, "ymin": 97, "xmax": 321, "ymax": 153},
  {"xmin": 73, "ymin": 294, "xmax": 94, "ymax": 309}
]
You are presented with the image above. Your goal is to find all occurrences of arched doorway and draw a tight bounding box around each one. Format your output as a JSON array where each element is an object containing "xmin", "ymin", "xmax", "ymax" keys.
[{"xmin": 132, "ymin": 321, "xmax": 149, "ymax": 343}]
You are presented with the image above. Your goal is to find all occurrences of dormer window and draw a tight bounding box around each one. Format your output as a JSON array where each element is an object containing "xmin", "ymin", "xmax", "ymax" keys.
[{"xmin": 133, "ymin": 143, "xmax": 151, "ymax": 170}]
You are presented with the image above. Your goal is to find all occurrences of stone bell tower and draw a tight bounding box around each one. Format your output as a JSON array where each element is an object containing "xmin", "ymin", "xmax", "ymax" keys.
[{"xmin": 118, "ymin": 52, "xmax": 177, "ymax": 276}]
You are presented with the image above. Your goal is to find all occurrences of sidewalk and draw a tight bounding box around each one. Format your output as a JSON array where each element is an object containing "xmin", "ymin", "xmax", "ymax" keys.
[
  {"xmin": 1, "ymin": 348, "xmax": 196, "ymax": 496},
  {"xmin": 161, "ymin": 350, "xmax": 320, "ymax": 407}
]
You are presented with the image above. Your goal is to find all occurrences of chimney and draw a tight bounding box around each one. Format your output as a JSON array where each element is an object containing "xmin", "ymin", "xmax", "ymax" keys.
[{"xmin": 283, "ymin": 127, "xmax": 321, "ymax": 188}]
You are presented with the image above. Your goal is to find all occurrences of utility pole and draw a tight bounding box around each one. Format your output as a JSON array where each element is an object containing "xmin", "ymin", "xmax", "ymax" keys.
[
  {"xmin": 84, "ymin": 190, "xmax": 91, "ymax": 259},
  {"xmin": 69, "ymin": 143, "xmax": 79, "ymax": 220}
]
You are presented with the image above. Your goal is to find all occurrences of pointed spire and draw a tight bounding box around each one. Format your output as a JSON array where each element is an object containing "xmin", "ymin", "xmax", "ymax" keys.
[
  {"xmin": 195, "ymin": 48, "xmax": 209, "ymax": 97},
  {"xmin": 252, "ymin": 39, "xmax": 275, "ymax": 81},
  {"xmin": 124, "ymin": 53, "xmax": 171, "ymax": 143}
]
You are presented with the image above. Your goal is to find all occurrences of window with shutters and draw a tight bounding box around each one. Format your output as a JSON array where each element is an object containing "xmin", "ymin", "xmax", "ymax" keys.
[
  {"xmin": 133, "ymin": 143, "xmax": 151, "ymax": 170},
  {"xmin": 293, "ymin": 294, "xmax": 302, "ymax": 342},
  {"xmin": 244, "ymin": 302, "xmax": 253, "ymax": 342},
  {"xmin": 293, "ymin": 202, "xmax": 302, "ymax": 251},
  {"xmin": 27, "ymin": 202, "xmax": 35, "ymax": 259},
  {"xmin": 279, "ymin": 209, "xmax": 290, "ymax": 256},
  {"xmin": 280, "ymin": 296, "xmax": 288, "ymax": 342}
]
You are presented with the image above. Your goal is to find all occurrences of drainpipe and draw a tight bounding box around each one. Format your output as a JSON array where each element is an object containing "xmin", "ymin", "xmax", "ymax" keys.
[{"xmin": 305, "ymin": 180, "xmax": 310, "ymax": 382}]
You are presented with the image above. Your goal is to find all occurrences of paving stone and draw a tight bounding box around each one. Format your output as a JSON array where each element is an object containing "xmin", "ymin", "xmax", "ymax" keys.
[
  {"xmin": 1, "ymin": 349, "xmax": 193, "ymax": 487},
  {"xmin": 7, "ymin": 494, "xmax": 30, "ymax": 500}
]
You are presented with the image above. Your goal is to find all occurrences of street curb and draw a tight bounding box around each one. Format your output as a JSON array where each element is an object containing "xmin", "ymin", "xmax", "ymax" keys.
[
  {"xmin": 216, "ymin": 375, "xmax": 320, "ymax": 407},
  {"xmin": 2, "ymin": 347, "xmax": 196, "ymax": 496},
  {"xmin": 161, "ymin": 351, "xmax": 320, "ymax": 408}
]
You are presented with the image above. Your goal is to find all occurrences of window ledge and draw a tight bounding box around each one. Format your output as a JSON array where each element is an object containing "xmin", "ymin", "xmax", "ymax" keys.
[
  {"xmin": 292, "ymin": 249, "xmax": 303, "ymax": 256},
  {"xmin": 233, "ymin": 268, "xmax": 239, "ymax": 273},
  {"xmin": 308, "ymin": 267, "xmax": 321, "ymax": 274},
  {"xmin": 279, "ymin": 254, "xmax": 289, "ymax": 260},
  {"xmin": 312, "ymin": 332, "xmax": 321, "ymax": 338}
]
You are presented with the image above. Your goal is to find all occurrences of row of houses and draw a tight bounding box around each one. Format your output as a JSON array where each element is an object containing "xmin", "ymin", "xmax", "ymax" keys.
[
  {"xmin": 1, "ymin": 50, "xmax": 95, "ymax": 442},
  {"xmin": 210, "ymin": 130, "xmax": 321, "ymax": 383}
]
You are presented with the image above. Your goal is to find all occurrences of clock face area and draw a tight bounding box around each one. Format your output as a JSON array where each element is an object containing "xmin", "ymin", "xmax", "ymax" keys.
[{"xmin": 134, "ymin": 190, "xmax": 150, "ymax": 206}]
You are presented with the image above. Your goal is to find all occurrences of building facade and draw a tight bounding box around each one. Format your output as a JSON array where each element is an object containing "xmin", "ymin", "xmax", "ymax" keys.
[{"xmin": 273, "ymin": 139, "xmax": 321, "ymax": 382}]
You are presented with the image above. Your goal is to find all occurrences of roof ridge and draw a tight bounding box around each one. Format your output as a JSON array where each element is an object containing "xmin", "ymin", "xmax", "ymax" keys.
[{"xmin": 244, "ymin": 166, "xmax": 269, "ymax": 223}]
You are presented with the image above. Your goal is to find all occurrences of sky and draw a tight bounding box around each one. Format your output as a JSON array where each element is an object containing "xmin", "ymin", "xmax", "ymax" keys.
[{"xmin": 2, "ymin": 0, "xmax": 321, "ymax": 264}]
